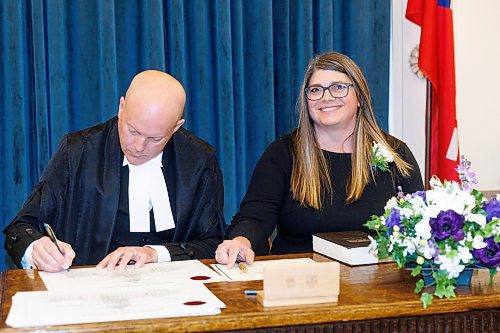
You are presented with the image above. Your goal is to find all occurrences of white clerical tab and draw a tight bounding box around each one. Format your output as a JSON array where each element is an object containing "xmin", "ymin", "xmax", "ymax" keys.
[{"xmin": 124, "ymin": 152, "xmax": 175, "ymax": 232}]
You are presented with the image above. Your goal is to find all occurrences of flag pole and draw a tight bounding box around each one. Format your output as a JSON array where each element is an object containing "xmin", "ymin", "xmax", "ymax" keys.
[{"xmin": 424, "ymin": 79, "xmax": 432, "ymax": 189}]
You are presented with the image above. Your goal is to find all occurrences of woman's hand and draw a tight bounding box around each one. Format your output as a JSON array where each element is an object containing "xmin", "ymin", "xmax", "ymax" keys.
[{"xmin": 215, "ymin": 236, "xmax": 255, "ymax": 268}]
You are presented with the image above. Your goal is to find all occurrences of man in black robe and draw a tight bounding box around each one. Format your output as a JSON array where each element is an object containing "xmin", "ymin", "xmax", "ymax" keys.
[{"xmin": 3, "ymin": 70, "xmax": 226, "ymax": 272}]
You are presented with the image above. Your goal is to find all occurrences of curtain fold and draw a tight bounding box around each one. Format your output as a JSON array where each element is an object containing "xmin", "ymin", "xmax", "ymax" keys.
[{"xmin": 0, "ymin": 0, "xmax": 390, "ymax": 270}]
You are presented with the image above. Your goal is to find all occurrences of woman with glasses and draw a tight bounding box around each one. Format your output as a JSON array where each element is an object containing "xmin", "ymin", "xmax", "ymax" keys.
[{"xmin": 215, "ymin": 51, "xmax": 424, "ymax": 267}]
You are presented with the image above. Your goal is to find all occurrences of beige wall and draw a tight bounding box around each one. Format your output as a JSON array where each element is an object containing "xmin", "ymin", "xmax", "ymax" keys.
[{"xmin": 391, "ymin": 0, "xmax": 500, "ymax": 190}]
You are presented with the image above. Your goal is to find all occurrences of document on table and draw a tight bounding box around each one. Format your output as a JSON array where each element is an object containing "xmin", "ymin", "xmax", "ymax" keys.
[
  {"xmin": 40, "ymin": 259, "xmax": 228, "ymax": 291},
  {"xmin": 6, "ymin": 282, "xmax": 224, "ymax": 328},
  {"xmin": 211, "ymin": 257, "xmax": 317, "ymax": 281},
  {"xmin": 6, "ymin": 260, "xmax": 228, "ymax": 328}
]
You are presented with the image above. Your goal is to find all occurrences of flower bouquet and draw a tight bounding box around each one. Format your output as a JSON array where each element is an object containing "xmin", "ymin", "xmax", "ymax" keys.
[{"xmin": 365, "ymin": 156, "xmax": 499, "ymax": 308}]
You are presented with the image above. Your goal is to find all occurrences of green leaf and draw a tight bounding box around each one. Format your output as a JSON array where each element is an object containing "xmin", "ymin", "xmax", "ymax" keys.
[
  {"xmin": 433, "ymin": 271, "xmax": 448, "ymax": 298},
  {"xmin": 434, "ymin": 283, "xmax": 446, "ymax": 298},
  {"xmin": 411, "ymin": 265, "xmax": 422, "ymax": 277},
  {"xmin": 420, "ymin": 293, "xmax": 433, "ymax": 309},
  {"xmin": 489, "ymin": 269, "xmax": 497, "ymax": 285},
  {"xmin": 445, "ymin": 249, "xmax": 458, "ymax": 259},
  {"xmin": 364, "ymin": 215, "xmax": 379, "ymax": 228},
  {"xmin": 471, "ymin": 189, "xmax": 483, "ymax": 202},
  {"xmin": 393, "ymin": 253, "xmax": 405, "ymax": 269},
  {"xmin": 482, "ymin": 222, "xmax": 493, "ymax": 238},
  {"xmin": 415, "ymin": 279, "xmax": 424, "ymax": 294},
  {"xmin": 444, "ymin": 285, "xmax": 456, "ymax": 298},
  {"xmin": 377, "ymin": 239, "xmax": 389, "ymax": 259},
  {"xmin": 378, "ymin": 164, "xmax": 390, "ymax": 172}
]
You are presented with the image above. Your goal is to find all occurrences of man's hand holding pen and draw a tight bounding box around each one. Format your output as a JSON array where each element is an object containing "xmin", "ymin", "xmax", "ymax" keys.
[{"xmin": 32, "ymin": 236, "xmax": 75, "ymax": 273}]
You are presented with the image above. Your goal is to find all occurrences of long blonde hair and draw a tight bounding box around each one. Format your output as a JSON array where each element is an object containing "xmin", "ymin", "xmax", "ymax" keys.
[{"xmin": 291, "ymin": 52, "xmax": 412, "ymax": 209}]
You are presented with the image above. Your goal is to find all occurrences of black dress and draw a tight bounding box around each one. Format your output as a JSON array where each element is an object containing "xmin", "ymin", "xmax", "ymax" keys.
[{"xmin": 226, "ymin": 131, "xmax": 424, "ymax": 255}]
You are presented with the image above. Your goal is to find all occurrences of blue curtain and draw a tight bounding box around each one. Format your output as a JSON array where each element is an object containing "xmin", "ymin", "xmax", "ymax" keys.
[{"xmin": 0, "ymin": 0, "xmax": 390, "ymax": 270}]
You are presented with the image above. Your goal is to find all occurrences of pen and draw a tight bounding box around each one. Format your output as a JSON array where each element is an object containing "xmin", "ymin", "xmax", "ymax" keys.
[
  {"xmin": 238, "ymin": 262, "xmax": 248, "ymax": 273},
  {"xmin": 44, "ymin": 223, "xmax": 69, "ymax": 271}
]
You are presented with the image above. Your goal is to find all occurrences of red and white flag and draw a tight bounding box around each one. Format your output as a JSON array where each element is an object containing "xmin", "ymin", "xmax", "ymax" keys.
[{"xmin": 406, "ymin": 0, "xmax": 459, "ymax": 181}]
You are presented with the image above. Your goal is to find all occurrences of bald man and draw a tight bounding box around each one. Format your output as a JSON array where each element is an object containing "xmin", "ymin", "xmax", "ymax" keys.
[{"xmin": 3, "ymin": 71, "xmax": 226, "ymax": 272}]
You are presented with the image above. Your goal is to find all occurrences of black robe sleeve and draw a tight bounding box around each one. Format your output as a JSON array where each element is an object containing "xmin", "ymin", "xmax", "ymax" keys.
[
  {"xmin": 3, "ymin": 136, "xmax": 70, "ymax": 268},
  {"xmin": 165, "ymin": 151, "xmax": 226, "ymax": 260}
]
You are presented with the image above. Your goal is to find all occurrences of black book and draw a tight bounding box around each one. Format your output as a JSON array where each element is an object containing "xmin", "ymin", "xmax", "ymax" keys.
[{"xmin": 312, "ymin": 231, "xmax": 379, "ymax": 266}]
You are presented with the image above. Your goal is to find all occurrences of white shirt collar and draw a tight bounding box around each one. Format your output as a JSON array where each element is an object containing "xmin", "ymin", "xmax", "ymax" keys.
[{"xmin": 123, "ymin": 151, "xmax": 163, "ymax": 168}]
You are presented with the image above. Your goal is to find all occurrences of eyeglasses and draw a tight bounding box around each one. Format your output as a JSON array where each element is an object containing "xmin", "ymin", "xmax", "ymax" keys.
[{"xmin": 304, "ymin": 82, "xmax": 353, "ymax": 101}]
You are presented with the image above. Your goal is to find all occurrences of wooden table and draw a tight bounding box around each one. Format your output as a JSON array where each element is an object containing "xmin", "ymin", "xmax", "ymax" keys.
[{"xmin": 0, "ymin": 253, "xmax": 498, "ymax": 332}]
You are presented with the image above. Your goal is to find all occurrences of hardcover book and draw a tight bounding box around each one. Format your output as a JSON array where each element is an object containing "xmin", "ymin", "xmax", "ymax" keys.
[{"xmin": 312, "ymin": 231, "xmax": 379, "ymax": 266}]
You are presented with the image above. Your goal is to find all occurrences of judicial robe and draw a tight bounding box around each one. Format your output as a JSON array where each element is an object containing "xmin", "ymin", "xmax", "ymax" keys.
[{"xmin": 3, "ymin": 117, "xmax": 226, "ymax": 267}]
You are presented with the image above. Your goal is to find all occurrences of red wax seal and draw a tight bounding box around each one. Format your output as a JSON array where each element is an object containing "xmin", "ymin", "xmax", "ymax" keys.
[
  {"xmin": 190, "ymin": 275, "xmax": 211, "ymax": 280},
  {"xmin": 183, "ymin": 301, "xmax": 206, "ymax": 306}
]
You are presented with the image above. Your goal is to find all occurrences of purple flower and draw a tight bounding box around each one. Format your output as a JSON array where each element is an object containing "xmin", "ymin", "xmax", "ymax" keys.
[
  {"xmin": 461, "ymin": 182, "xmax": 473, "ymax": 193},
  {"xmin": 385, "ymin": 209, "xmax": 403, "ymax": 234},
  {"xmin": 429, "ymin": 210, "xmax": 465, "ymax": 241},
  {"xmin": 411, "ymin": 190, "xmax": 426, "ymax": 202},
  {"xmin": 472, "ymin": 237, "xmax": 500, "ymax": 268},
  {"xmin": 483, "ymin": 197, "xmax": 500, "ymax": 222},
  {"xmin": 456, "ymin": 155, "xmax": 478, "ymax": 190},
  {"xmin": 423, "ymin": 239, "xmax": 440, "ymax": 260}
]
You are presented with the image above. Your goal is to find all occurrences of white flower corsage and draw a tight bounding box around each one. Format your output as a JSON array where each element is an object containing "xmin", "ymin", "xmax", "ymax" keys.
[{"xmin": 371, "ymin": 141, "xmax": 393, "ymax": 172}]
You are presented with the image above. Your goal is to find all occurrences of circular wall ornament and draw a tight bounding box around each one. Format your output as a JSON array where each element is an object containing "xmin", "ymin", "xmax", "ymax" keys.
[{"xmin": 409, "ymin": 44, "xmax": 425, "ymax": 79}]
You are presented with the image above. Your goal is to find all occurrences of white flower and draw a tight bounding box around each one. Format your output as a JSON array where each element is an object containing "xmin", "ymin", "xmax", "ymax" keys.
[
  {"xmin": 452, "ymin": 189, "xmax": 476, "ymax": 214},
  {"xmin": 429, "ymin": 176, "xmax": 443, "ymax": 189},
  {"xmin": 457, "ymin": 246, "xmax": 473, "ymax": 264},
  {"xmin": 380, "ymin": 216, "xmax": 386, "ymax": 226},
  {"xmin": 436, "ymin": 253, "xmax": 465, "ymax": 279},
  {"xmin": 418, "ymin": 239, "xmax": 438, "ymax": 260},
  {"xmin": 466, "ymin": 213, "xmax": 487, "ymax": 228},
  {"xmin": 399, "ymin": 207, "xmax": 413, "ymax": 218},
  {"xmin": 423, "ymin": 204, "xmax": 443, "ymax": 220},
  {"xmin": 415, "ymin": 219, "xmax": 432, "ymax": 240},
  {"xmin": 409, "ymin": 196, "xmax": 426, "ymax": 214},
  {"xmin": 493, "ymin": 223, "xmax": 500, "ymax": 236},
  {"xmin": 472, "ymin": 235, "xmax": 487, "ymax": 249},
  {"xmin": 367, "ymin": 235, "xmax": 378, "ymax": 255},
  {"xmin": 388, "ymin": 233, "xmax": 405, "ymax": 252},
  {"xmin": 385, "ymin": 197, "xmax": 399, "ymax": 210},
  {"xmin": 404, "ymin": 239, "xmax": 415, "ymax": 256},
  {"xmin": 373, "ymin": 141, "xmax": 393, "ymax": 162},
  {"xmin": 425, "ymin": 186, "xmax": 475, "ymax": 216},
  {"xmin": 371, "ymin": 142, "xmax": 393, "ymax": 172},
  {"xmin": 422, "ymin": 243, "xmax": 436, "ymax": 260}
]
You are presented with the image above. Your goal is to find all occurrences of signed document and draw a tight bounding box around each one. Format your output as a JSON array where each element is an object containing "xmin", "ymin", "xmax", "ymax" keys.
[
  {"xmin": 211, "ymin": 258, "xmax": 317, "ymax": 281},
  {"xmin": 39, "ymin": 260, "xmax": 228, "ymax": 291},
  {"xmin": 6, "ymin": 283, "xmax": 224, "ymax": 328},
  {"xmin": 7, "ymin": 260, "xmax": 227, "ymax": 328}
]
